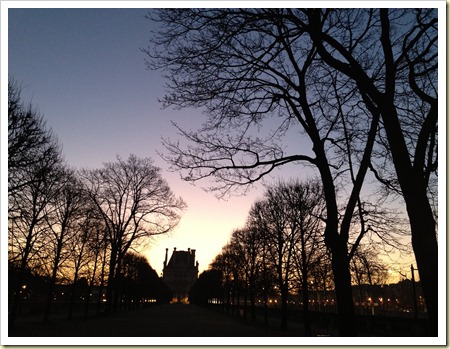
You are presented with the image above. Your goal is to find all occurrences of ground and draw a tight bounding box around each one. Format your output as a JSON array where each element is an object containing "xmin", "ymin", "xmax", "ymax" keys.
[{"xmin": 9, "ymin": 303, "xmax": 301, "ymax": 338}]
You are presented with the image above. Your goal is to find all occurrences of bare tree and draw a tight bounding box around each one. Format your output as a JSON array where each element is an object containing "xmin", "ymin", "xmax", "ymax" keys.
[
  {"xmin": 210, "ymin": 244, "xmax": 243, "ymax": 315},
  {"xmin": 8, "ymin": 80, "xmax": 57, "ymax": 196},
  {"xmin": 145, "ymin": 8, "xmax": 438, "ymax": 335},
  {"xmin": 249, "ymin": 184, "xmax": 300, "ymax": 331},
  {"xmin": 42, "ymin": 169, "xmax": 85, "ymax": 323},
  {"xmin": 351, "ymin": 245, "xmax": 389, "ymax": 305},
  {"xmin": 83, "ymin": 216, "xmax": 108, "ymax": 317},
  {"xmin": 81, "ymin": 155, "xmax": 186, "ymax": 312},
  {"xmin": 284, "ymin": 179, "xmax": 325, "ymax": 336},
  {"xmin": 145, "ymin": 9, "xmax": 392, "ymax": 335},
  {"xmin": 8, "ymin": 81, "xmax": 63, "ymax": 329},
  {"xmin": 229, "ymin": 227, "xmax": 264, "ymax": 321},
  {"xmin": 296, "ymin": 8, "xmax": 438, "ymax": 334}
]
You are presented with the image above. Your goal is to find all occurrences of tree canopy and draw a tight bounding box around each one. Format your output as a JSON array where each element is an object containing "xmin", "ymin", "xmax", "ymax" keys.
[{"xmin": 145, "ymin": 8, "xmax": 439, "ymax": 335}]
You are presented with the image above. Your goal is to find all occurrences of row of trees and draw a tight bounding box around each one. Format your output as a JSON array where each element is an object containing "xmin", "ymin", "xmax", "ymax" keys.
[
  {"xmin": 193, "ymin": 180, "xmax": 394, "ymax": 336},
  {"xmin": 8, "ymin": 81, "xmax": 185, "ymax": 328},
  {"xmin": 146, "ymin": 8, "xmax": 438, "ymax": 336}
]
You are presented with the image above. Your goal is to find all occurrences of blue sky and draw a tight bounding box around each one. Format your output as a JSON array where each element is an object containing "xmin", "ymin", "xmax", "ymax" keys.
[
  {"xmin": 7, "ymin": 7, "xmax": 278, "ymax": 274},
  {"xmin": 6, "ymin": 5, "xmax": 443, "ymax": 279}
]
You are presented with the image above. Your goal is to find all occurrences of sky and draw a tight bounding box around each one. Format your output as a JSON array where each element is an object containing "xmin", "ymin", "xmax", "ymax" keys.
[
  {"xmin": 4, "ymin": 4, "xmax": 444, "ymax": 281},
  {"xmin": 3, "ymin": 3, "xmax": 446, "ymax": 346},
  {"xmin": 6, "ymin": 6, "xmax": 301, "ymax": 275}
]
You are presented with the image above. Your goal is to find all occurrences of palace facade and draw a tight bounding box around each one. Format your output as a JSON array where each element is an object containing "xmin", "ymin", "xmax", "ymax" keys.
[{"xmin": 162, "ymin": 248, "xmax": 199, "ymax": 303}]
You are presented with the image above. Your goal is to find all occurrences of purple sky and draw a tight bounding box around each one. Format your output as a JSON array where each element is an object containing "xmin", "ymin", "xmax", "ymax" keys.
[
  {"xmin": 7, "ymin": 5, "xmax": 439, "ymax": 279},
  {"xmin": 8, "ymin": 7, "xmax": 304, "ymax": 274}
]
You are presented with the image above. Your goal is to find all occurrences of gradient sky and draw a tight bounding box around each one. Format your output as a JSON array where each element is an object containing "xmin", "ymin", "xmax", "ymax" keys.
[
  {"xmin": 7, "ymin": 7, "xmax": 310, "ymax": 275},
  {"xmin": 6, "ymin": 4, "xmax": 441, "ymax": 281}
]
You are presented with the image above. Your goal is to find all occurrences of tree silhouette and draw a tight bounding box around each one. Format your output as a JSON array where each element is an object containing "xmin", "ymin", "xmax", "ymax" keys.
[
  {"xmin": 8, "ymin": 81, "xmax": 63, "ymax": 329},
  {"xmin": 246, "ymin": 180, "xmax": 325, "ymax": 332},
  {"xmin": 145, "ymin": 9, "xmax": 424, "ymax": 335},
  {"xmin": 283, "ymin": 180, "xmax": 325, "ymax": 336},
  {"xmin": 189, "ymin": 269, "xmax": 223, "ymax": 305},
  {"xmin": 80, "ymin": 155, "xmax": 186, "ymax": 312},
  {"xmin": 298, "ymin": 9, "xmax": 438, "ymax": 335},
  {"xmin": 42, "ymin": 169, "xmax": 85, "ymax": 323}
]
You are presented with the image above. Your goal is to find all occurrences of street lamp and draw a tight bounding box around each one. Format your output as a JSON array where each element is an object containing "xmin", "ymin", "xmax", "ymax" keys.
[{"xmin": 410, "ymin": 264, "xmax": 419, "ymax": 318}]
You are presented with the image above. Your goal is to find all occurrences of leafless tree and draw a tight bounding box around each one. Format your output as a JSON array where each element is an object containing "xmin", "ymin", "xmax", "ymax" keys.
[
  {"xmin": 8, "ymin": 81, "xmax": 63, "ymax": 329},
  {"xmin": 296, "ymin": 9, "xmax": 438, "ymax": 334},
  {"xmin": 245, "ymin": 180, "xmax": 325, "ymax": 332},
  {"xmin": 351, "ymin": 245, "xmax": 389, "ymax": 304},
  {"xmin": 42, "ymin": 168, "xmax": 85, "ymax": 323},
  {"xmin": 145, "ymin": 8, "xmax": 438, "ymax": 335},
  {"xmin": 80, "ymin": 155, "xmax": 186, "ymax": 311},
  {"xmin": 8, "ymin": 80, "xmax": 58, "ymax": 196},
  {"xmin": 145, "ymin": 9, "xmax": 375, "ymax": 334},
  {"xmin": 284, "ymin": 180, "xmax": 325, "ymax": 336},
  {"xmin": 210, "ymin": 244, "xmax": 245, "ymax": 315},
  {"xmin": 83, "ymin": 216, "xmax": 108, "ymax": 317},
  {"xmin": 228, "ymin": 227, "xmax": 264, "ymax": 321},
  {"xmin": 249, "ymin": 184, "xmax": 299, "ymax": 330}
]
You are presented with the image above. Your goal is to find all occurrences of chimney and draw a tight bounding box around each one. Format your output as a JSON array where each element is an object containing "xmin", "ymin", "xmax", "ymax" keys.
[
  {"xmin": 164, "ymin": 248, "xmax": 168, "ymax": 268},
  {"xmin": 191, "ymin": 249, "xmax": 196, "ymax": 266}
]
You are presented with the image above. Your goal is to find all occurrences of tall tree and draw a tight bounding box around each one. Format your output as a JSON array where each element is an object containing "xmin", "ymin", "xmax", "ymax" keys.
[
  {"xmin": 283, "ymin": 179, "xmax": 325, "ymax": 336},
  {"xmin": 81, "ymin": 155, "xmax": 186, "ymax": 311},
  {"xmin": 296, "ymin": 9, "xmax": 438, "ymax": 335},
  {"xmin": 249, "ymin": 184, "xmax": 299, "ymax": 331},
  {"xmin": 145, "ymin": 9, "xmax": 394, "ymax": 335},
  {"xmin": 42, "ymin": 169, "xmax": 85, "ymax": 323},
  {"xmin": 229, "ymin": 227, "xmax": 264, "ymax": 321},
  {"xmin": 8, "ymin": 80, "xmax": 57, "ymax": 196},
  {"xmin": 8, "ymin": 81, "xmax": 63, "ymax": 329}
]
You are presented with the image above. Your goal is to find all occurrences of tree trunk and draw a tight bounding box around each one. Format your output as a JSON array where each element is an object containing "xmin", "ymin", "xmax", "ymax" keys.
[
  {"xmin": 9, "ymin": 232, "xmax": 33, "ymax": 331},
  {"xmin": 43, "ymin": 241, "xmax": 62, "ymax": 323},
  {"xmin": 379, "ymin": 102, "xmax": 438, "ymax": 336},
  {"xmin": 406, "ymin": 192, "xmax": 438, "ymax": 336},
  {"xmin": 106, "ymin": 247, "xmax": 118, "ymax": 313},
  {"xmin": 249, "ymin": 283, "xmax": 256, "ymax": 321},
  {"xmin": 302, "ymin": 279, "xmax": 312, "ymax": 336},
  {"xmin": 9, "ymin": 259, "xmax": 27, "ymax": 331},
  {"xmin": 96, "ymin": 247, "xmax": 107, "ymax": 315},
  {"xmin": 85, "ymin": 254, "xmax": 98, "ymax": 318},
  {"xmin": 68, "ymin": 268, "xmax": 80, "ymax": 320},
  {"xmin": 330, "ymin": 242, "xmax": 356, "ymax": 336},
  {"xmin": 243, "ymin": 283, "xmax": 248, "ymax": 319},
  {"xmin": 280, "ymin": 285, "xmax": 288, "ymax": 331}
]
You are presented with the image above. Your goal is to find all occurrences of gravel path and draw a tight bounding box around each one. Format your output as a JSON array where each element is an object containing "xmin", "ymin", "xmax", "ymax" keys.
[{"xmin": 10, "ymin": 303, "xmax": 299, "ymax": 338}]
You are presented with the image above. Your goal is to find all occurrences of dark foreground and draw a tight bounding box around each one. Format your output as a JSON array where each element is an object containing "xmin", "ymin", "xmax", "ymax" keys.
[{"xmin": 9, "ymin": 303, "xmax": 299, "ymax": 337}]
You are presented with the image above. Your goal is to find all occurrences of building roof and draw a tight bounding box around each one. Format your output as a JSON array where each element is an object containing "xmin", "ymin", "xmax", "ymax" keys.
[{"xmin": 167, "ymin": 250, "xmax": 196, "ymax": 268}]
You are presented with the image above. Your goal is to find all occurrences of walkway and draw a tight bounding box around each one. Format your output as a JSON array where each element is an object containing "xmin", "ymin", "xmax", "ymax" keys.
[{"xmin": 10, "ymin": 303, "xmax": 300, "ymax": 337}]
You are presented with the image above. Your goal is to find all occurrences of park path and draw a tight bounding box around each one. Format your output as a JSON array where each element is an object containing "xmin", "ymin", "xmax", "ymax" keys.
[{"xmin": 10, "ymin": 303, "xmax": 299, "ymax": 337}]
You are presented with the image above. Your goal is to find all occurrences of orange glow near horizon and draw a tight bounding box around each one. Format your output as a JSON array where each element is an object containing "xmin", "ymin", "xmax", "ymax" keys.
[{"xmin": 143, "ymin": 182, "xmax": 260, "ymax": 276}]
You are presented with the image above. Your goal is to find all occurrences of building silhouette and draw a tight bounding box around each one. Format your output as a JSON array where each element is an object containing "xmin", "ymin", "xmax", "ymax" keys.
[{"xmin": 162, "ymin": 248, "xmax": 199, "ymax": 303}]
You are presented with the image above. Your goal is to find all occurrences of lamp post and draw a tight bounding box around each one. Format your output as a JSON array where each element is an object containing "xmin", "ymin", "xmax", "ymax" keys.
[{"xmin": 410, "ymin": 264, "xmax": 419, "ymax": 318}]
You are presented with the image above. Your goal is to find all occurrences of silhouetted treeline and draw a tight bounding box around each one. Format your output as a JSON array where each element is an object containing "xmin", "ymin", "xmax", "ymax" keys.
[
  {"xmin": 190, "ymin": 180, "xmax": 413, "ymax": 336},
  {"xmin": 8, "ymin": 80, "xmax": 182, "ymax": 328},
  {"xmin": 148, "ymin": 8, "xmax": 438, "ymax": 336},
  {"xmin": 189, "ymin": 269, "xmax": 223, "ymax": 305}
]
